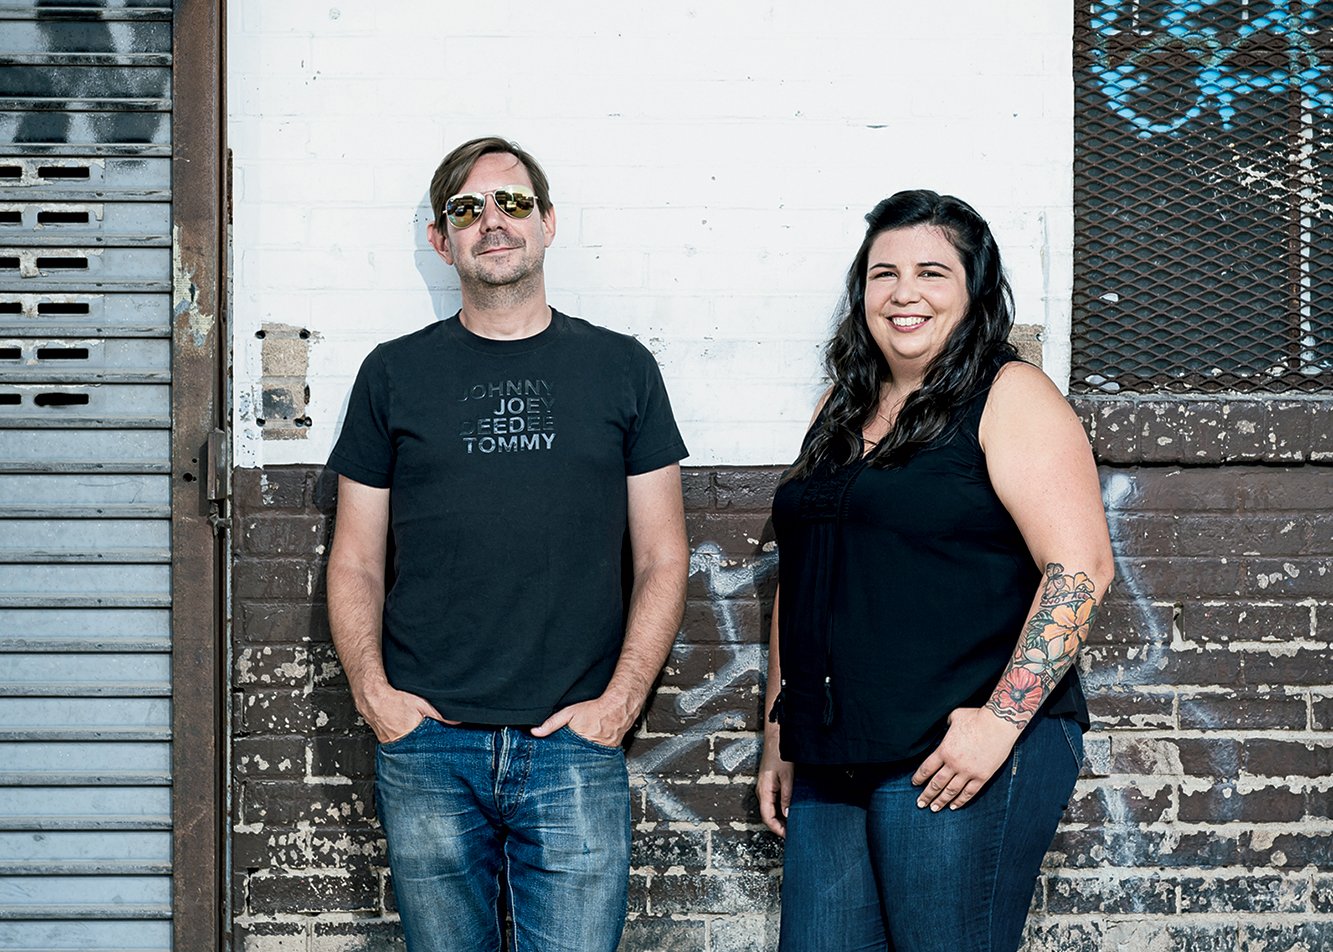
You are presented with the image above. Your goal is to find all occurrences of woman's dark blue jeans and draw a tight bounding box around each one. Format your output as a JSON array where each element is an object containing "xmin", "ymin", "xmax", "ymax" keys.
[{"xmin": 779, "ymin": 715, "xmax": 1083, "ymax": 952}]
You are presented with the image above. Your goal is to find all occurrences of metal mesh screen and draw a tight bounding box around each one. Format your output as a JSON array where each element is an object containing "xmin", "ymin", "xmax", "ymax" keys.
[{"xmin": 1073, "ymin": 0, "xmax": 1333, "ymax": 393}]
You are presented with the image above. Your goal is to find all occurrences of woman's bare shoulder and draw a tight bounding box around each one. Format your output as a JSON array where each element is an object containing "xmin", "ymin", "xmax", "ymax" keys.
[{"xmin": 981, "ymin": 361, "xmax": 1082, "ymax": 447}]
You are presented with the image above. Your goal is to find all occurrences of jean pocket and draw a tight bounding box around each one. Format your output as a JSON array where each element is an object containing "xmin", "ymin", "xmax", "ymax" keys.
[
  {"xmin": 1059, "ymin": 717, "xmax": 1085, "ymax": 771},
  {"xmin": 378, "ymin": 716, "xmax": 433, "ymax": 750},
  {"xmin": 557, "ymin": 725, "xmax": 624, "ymax": 754}
]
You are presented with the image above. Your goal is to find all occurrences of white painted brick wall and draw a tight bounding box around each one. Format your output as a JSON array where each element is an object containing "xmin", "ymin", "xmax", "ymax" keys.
[{"xmin": 229, "ymin": 1, "xmax": 1073, "ymax": 468}]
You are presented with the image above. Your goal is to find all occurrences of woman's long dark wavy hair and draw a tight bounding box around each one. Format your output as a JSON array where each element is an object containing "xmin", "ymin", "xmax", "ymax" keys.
[{"xmin": 785, "ymin": 189, "xmax": 1017, "ymax": 481}]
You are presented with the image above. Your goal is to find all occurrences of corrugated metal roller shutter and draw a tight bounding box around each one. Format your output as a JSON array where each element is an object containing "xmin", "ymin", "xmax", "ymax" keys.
[{"xmin": 0, "ymin": 3, "xmax": 175, "ymax": 950}]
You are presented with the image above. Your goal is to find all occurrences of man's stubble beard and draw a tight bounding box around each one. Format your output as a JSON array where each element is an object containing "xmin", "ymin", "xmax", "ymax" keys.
[{"xmin": 460, "ymin": 254, "xmax": 545, "ymax": 311}]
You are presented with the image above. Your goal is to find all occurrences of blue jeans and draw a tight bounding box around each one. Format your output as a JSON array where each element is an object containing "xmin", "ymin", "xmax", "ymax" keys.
[
  {"xmin": 779, "ymin": 715, "xmax": 1084, "ymax": 952},
  {"xmin": 375, "ymin": 719, "xmax": 631, "ymax": 952}
]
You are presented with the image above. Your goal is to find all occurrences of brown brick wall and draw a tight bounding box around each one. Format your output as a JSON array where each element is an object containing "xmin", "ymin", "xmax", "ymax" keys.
[{"xmin": 230, "ymin": 442, "xmax": 1333, "ymax": 950}]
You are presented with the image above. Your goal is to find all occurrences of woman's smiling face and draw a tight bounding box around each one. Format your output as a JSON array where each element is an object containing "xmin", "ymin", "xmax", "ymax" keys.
[{"xmin": 863, "ymin": 225, "xmax": 970, "ymax": 376}]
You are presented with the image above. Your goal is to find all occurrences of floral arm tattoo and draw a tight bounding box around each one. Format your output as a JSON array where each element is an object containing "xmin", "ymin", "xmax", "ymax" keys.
[{"xmin": 985, "ymin": 563, "xmax": 1100, "ymax": 729}]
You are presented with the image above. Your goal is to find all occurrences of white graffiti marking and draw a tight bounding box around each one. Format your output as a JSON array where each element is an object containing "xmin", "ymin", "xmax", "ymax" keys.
[{"xmin": 632, "ymin": 542, "xmax": 778, "ymax": 826}]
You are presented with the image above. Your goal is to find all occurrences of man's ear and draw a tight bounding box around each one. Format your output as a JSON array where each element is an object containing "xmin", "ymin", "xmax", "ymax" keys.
[
  {"xmin": 427, "ymin": 221, "xmax": 454, "ymax": 265},
  {"xmin": 542, "ymin": 205, "xmax": 557, "ymax": 248}
]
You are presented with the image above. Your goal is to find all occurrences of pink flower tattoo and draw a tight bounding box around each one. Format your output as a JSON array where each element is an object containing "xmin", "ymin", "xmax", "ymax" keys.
[{"xmin": 993, "ymin": 668, "xmax": 1044, "ymax": 716}]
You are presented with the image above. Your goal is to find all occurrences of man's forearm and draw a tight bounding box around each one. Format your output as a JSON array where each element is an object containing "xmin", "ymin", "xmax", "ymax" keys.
[
  {"xmin": 601, "ymin": 557, "xmax": 688, "ymax": 721},
  {"xmin": 327, "ymin": 559, "xmax": 391, "ymax": 708}
]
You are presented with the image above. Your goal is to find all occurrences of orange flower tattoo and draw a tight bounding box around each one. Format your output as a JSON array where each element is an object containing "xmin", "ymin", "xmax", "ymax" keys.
[
  {"xmin": 1040, "ymin": 599, "xmax": 1096, "ymax": 657},
  {"xmin": 989, "ymin": 563, "xmax": 1101, "ymax": 729}
]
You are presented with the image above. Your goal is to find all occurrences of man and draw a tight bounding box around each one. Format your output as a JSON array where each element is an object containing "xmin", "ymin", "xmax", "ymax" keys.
[{"xmin": 325, "ymin": 136, "xmax": 689, "ymax": 952}]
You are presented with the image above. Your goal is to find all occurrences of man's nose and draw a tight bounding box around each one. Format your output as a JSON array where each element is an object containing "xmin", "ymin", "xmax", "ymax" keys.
[{"xmin": 477, "ymin": 194, "xmax": 508, "ymax": 231}]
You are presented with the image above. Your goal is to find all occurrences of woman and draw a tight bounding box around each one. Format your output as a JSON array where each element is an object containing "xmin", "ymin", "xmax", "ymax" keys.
[{"xmin": 757, "ymin": 190, "xmax": 1113, "ymax": 952}]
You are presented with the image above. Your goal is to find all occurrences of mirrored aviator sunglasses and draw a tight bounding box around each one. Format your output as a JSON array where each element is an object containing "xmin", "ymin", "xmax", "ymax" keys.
[{"xmin": 443, "ymin": 185, "xmax": 538, "ymax": 229}]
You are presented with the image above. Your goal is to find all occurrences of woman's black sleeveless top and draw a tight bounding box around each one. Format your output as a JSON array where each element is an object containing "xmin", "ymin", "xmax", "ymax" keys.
[{"xmin": 771, "ymin": 358, "xmax": 1088, "ymax": 766}]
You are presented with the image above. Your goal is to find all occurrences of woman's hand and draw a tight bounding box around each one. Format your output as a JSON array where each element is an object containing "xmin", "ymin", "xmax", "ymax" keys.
[
  {"xmin": 911, "ymin": 706, "xmax": 1020, "ymax": 811},
  {"xmin": 757, "ymin": 733, "xmax": 794, "ymax": 837}
]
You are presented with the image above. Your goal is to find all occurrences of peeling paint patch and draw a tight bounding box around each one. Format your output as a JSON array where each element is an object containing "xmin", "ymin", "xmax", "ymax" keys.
[
  {"xmin": 255, "ymin": 323, "xmax": 317, "ymax": 440},
  {"xmin": 172, "ymin": 224, "xmax": 213, "ymax": 349}
]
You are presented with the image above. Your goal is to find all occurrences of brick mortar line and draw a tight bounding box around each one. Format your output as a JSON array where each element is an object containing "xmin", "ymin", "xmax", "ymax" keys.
[
  {"xmin": 1074, "ymin": 779, "xmax": 1333, "ymax": 789},
  {"xmin": 1033, "ymin": 913, "xmax": 1333, "ymax": 921},
  {"xmin": 1042, "ymin": 869, "xmax": 1326, "ymax": 879},
  {"xmin": 1090, "ymin": 689, "xmax": 1330, "ymax": 699},
  {"xmin": 1056, "ymin": 821, "xmax": 1333, "ymax": 832},
  {"xmin": 1197, "ymin": 641, "xmax": 1331, "ymax": 649},
  {"xmin": 236, "ymin": 912, "xmax": 401, "ymax": 924},
  {"xmin": 246, "ymin": 869, "xmax": 380, "ymax": 878},
  {"xmin": 1103, "ymin": 504, "xmax": 1333, "ymax": 512},
  {"xmin": 1078, "ymin": 779, "xmax": 1331, "ymax": 787}
]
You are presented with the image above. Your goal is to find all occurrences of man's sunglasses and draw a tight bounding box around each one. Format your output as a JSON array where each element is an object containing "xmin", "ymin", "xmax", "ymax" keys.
[{"xmin": 442, "ymin": 185, "xmax": 538, "ymax": 229}]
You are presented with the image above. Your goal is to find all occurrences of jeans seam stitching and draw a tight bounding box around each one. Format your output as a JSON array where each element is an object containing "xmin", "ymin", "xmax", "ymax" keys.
[
  {"xmin": 985, "ymin": 737, "xmax": 1021, "ymax": 952},
  {"xmin": 500, "ymin": 849, "xmax": 513, "ymax": 952},
  {"xmin": 1060, "ymin": 718, "xmax": 1084, "ymax": 770}
]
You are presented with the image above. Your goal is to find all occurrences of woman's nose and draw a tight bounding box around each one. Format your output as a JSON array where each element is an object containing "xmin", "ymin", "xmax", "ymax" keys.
[{"xmin": 889, "ymin": 278, "xmax": 919, "ymax": 305}]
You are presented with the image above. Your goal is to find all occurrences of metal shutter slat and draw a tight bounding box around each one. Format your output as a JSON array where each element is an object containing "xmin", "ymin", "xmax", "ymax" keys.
[
  {"xmin": 0, "ymin": 292, "xmax": 170, "ymax": 338},
  {"xmin": 0, "ymin": 430, "xmax": 171, "ymax": 473},
  {"xmin": 0, "ymin": 201, "xmax": 170, "ymax": 246}
]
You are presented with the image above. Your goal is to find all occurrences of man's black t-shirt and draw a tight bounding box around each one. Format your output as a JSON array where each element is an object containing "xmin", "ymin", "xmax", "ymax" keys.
[{"xmin": 326, "ymin": 310, "xmax": 688, "ymax": 724}]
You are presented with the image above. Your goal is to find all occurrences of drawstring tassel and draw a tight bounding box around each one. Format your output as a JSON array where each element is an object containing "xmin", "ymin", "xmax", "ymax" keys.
[
  {"xmin": 768, "ymin": 682, "xmax": 785, "ymax": 724},
  {"xmin": 822, "ymin": 675, "xmax": 834, "ymax": 726}
]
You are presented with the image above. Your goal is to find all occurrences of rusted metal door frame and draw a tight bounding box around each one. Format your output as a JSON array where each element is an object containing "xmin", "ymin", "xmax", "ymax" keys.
[{"xmin": 172, "ymin": 0, "xmax": 228, "ymax": 948}]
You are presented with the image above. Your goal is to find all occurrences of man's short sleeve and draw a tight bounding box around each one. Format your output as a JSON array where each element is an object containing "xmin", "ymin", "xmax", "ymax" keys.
[
  {"xmin": 624, "ymin": 343, "xmax": 688, "ymax": 475},
  {"xmin": 327, "ymin": 346, "xmax": 393, "ymax": 488}
]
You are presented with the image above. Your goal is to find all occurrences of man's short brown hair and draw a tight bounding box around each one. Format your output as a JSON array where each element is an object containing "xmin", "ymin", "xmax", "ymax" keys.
[{"xmin": 429, "ymin": 136, "xmax": 553, "ymax": 228}]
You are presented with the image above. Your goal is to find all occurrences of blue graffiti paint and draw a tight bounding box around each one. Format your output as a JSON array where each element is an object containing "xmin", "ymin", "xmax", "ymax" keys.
[{"xmin": 1089, "ymin": 0, "xmax": 1333, "ymax": 136}]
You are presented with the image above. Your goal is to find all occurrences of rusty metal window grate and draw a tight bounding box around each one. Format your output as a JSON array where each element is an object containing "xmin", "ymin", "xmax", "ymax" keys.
[{"xmin": 1073, "ymin": 1, "xmax": 1333, "ymax": 393}]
